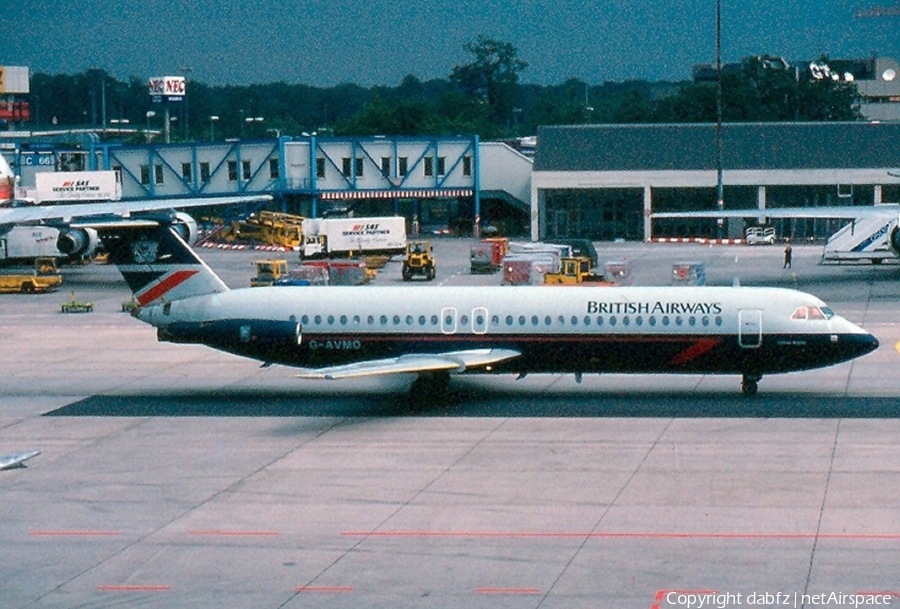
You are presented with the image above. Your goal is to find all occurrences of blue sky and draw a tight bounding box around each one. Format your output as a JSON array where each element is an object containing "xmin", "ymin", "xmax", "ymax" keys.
[{"xmin": 4, "ymin": 1, "xmax": 897, "ymax": 86}]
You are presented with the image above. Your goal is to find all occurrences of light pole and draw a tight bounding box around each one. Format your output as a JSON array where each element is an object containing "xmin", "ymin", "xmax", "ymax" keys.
[
  {"xmin": 244, "ymin": 115, "xmax": 264, "ymax": 138},
  {"xmin": 179, "ymin": 66, "xmax": 192, "ymax": 139},
  {"xmin": 715, "ymin": 0, "xmax": 724, "ymax": 239},
  {"xmin": 145, "ymin": 110, "xmax": 156, "ymax": 142},
  {"xmin": 209, "ymin": 115, "xmax": 219, "ymax": 142}
]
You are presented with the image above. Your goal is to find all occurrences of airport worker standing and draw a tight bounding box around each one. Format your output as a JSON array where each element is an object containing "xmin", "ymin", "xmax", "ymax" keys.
[{"xmin": 783, "ymin": 241, "xmax": 792, "ymax": 268}]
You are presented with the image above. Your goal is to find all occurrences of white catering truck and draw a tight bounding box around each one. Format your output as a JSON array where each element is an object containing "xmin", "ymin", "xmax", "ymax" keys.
[
  {"xmin": 300, "ymin": 216, "xmax": 407, "ymax": 259},
  {"xmin": 30, "ymin": 171, "xmax": 121, "ymax": 203}
]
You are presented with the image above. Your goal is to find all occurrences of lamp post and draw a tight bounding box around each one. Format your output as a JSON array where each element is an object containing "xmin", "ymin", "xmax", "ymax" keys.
[
  {"xmin": 209, "ymin": 115, "xmax": 219, "ymax": 142},
  {"xmin": 145, "ymin": 110, "xmax": 156, "ymax": 142},
  {"xmin": 715, "ymin": 0, "xmax": 724, "ymax": 239},
  {"xmin": 244, "ymin": 115, "xmax": 264, "ymax": 138},
  {"xmin": 179, "ymin": 66, "xmax": 192, "ymax": 139}
]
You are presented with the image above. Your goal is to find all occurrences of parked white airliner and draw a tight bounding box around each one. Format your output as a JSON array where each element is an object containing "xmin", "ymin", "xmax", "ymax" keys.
[
  {"xmin": 653, "ymin": 205, "xmax": 900, "ymax": 262},
  {"xmin": 0, "ymin": 154, "xmax": 271, "ymax": 260},
  {"xmin": 98, "ymin": 221, "xmax": 879, "ymax": 397}
]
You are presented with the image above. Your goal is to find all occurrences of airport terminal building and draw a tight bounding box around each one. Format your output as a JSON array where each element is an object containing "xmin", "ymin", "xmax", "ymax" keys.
[
  {"xmin": 5, "ymin": 121, "xmax": 900, "ymax": 243},
  {"xmin": 531, "ymin": 122, "xmax": 900, "ymax": 242}
]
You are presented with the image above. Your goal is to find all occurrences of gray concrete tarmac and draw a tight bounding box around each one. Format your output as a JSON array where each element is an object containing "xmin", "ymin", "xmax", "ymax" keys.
[{"xmin": 1, "ymin": 238, "xmax": 900, "ymax": 608}]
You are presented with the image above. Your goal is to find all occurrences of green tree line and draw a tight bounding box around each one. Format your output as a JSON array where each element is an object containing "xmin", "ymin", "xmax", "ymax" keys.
[{"xmin": 21, "ymin": 38, "xmax": 860, "ymax": 143}]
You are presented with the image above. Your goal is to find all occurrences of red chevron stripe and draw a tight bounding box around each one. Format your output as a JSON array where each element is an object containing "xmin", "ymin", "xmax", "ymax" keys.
[
  {"xmin": 668, "ymin": 338, "xmax": 722, "ymax": 365},
  {"xmin": 137, "ymin": 269, "xmax": 199, "ymax": 306}
]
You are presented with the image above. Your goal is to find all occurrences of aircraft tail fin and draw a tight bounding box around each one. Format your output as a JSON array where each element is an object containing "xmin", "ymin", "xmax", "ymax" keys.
[{"xmin": 99, "ymin": 221, "xmax": 229, "ymax": 307}]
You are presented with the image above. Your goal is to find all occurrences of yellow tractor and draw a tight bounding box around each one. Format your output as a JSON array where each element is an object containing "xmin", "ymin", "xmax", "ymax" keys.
[
  {"xmin": 0, "ymin": 257, "xmax": 63, "ymax": 293},
  {"xmin": 543, "ymin": 257, "xmax": 612, "ymax": 285},
  {"xmin": 402, "ymin": 241, "xmax": 436, "ymax": 281},
  {"xmin": 250, "ymin": 259, "xmax": 290, "ymax": 287}
]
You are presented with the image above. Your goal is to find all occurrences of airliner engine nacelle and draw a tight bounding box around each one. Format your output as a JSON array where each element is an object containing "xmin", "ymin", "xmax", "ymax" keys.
[
  {"xmin": 56, "ymin": 227, "xmax": 100, "ymax": 258},
  {"xmin": 171, "ymin": 211, "xmax": 199, "ymax": 245},
  {"xmin": 157, "ymin": 318, "xmax": 302, "ymax": 362}
]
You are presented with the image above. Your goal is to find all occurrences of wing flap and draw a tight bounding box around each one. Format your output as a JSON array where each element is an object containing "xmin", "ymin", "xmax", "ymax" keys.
[{"xmin": 297, "ymin": 348, "xmax": 521, "ymax": 380}]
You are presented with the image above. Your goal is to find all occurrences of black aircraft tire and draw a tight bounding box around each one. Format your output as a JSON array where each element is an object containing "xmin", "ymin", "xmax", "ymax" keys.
[
  {"xmin": 741, "ymin": 380, "xmax": 758, "ymax": 397},
  {"xmin": 410, "ymin": 371, "xmax": 450, "ymax": 404}
]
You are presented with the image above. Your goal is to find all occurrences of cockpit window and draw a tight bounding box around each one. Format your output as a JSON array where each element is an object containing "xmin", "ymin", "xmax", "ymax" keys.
[{"xmin": 792, "ymin": 306, "xmax": 831, "ymax": 321}]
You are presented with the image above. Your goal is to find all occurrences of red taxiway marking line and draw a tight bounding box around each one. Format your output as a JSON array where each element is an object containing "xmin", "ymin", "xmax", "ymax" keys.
[
  {"xmin": 185, "ymin": 530, "xmax": 280, "ymax": 536},
  {"xmin": 342, "ymin": 530, "xmax": 900, "ymax": 540},
  {"xmin": 294, "ymin": 586, "xmax": 354, "ymax": 593},
  {"xmin": 97, "ymin": 585, "xmax": 170, "ymax": 592},
  {"xmin": 30, "ymin": 530, "xmax": 121, "ymax": 536},
  {"xmin": 475, "ymin": 587, "xmax": 542, "ymax": 595},
  {"xmin": 858, "ymin": 591, "xmax": 900, "ymax": 597}
]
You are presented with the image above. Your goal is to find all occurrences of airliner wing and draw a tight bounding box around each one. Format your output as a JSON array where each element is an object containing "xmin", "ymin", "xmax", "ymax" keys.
[
  {"xmin": 652, "ymin": 205, "xmax": 900, "ymax": 220},
  {"xmin": 0, "ymin": 194, "xmax": 272, "ymax": 227},
  {"xmin": 297, "ymin": 348, "xmax": 521, "ymax": 380},
  {"xmin": 0, "ymin": 450, "xmax": 40, "ymax": 471}
]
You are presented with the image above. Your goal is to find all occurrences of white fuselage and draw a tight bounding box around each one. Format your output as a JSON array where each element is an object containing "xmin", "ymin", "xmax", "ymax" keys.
[{"xmin": 136, "ymin": 284, "xmax": 875, "ymax": 376}]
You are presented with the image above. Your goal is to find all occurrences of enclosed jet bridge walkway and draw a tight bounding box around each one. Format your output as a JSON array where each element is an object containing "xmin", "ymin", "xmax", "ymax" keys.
[{"xmin": 7, "ymin": 136, "xmax": 532, "ymax": 230}]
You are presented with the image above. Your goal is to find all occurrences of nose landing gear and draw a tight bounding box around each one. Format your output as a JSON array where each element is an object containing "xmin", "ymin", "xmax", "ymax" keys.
[{"xmin": 741, "ymin": 373, "xmax": 761, "ymax": 397}]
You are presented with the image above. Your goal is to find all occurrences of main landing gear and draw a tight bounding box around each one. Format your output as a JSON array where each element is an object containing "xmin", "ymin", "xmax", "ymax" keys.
[
  {"xmin": 410, "ymin": 371, "xmax": 451, "ymax": 404},
  {"xmin": 741, "ymin": 373, "xmax": 761, "ymax": 397}
]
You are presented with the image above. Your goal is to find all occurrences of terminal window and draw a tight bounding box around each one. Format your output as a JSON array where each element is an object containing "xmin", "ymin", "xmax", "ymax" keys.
[
  {"xmin": 424, "ymin": 156, "xmax": 446, "ymax": 177},
  {"xmin": 181, "ymin": 163, "xmax": 192, "ymax": 182},
  {"xmin": 227, "ymin": 161, "xmax": 238, "ymax": 181},
  {"xmin": 200, "ymin": 162, "xmax": 210, "ymax": 182},
  {"xmin": 154, "ymin": 164, "xmax": 164, "ymax": 185}
]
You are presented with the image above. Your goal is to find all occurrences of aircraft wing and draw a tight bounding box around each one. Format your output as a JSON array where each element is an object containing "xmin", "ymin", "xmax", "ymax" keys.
[
  {"xmin": 0, "ymin": 194, "xmax": 272, "ymax": 228},
  {"xmin": 297, "ymin": 348, "xmax": 521, "ymax": 380},
  {"xmin": 652, "ymin": 205, "xmax": 900, "ymax": 220},
  {"xmin": 0, "ymin": 450, "xmax": 40, "ymax": 471}
]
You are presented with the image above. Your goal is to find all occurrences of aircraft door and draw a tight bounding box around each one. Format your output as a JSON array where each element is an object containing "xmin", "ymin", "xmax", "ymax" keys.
[
  {"xmin": 739, "ymin": 309, "xmax": 762, "ymax": 348},
  {"xmin": 472, "ymin": 307, "xmax": 488, "ymax": 334},
  {"xmin": 441, "ymin": 307, "xmax": 457, "ymax": 334},
  {"xmin": 0, "ymin": 238, "xmax": 6, "ymax": 260}
]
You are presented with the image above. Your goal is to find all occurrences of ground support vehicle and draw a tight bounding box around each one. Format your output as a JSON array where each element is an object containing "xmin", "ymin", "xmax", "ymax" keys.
[
  {"xmin": 250, "ymin": 259, "xmax": 315, "ymax": 287},
  {"xmin": 745, "ymin": 226, "xmax": 776, "ymax": 245},
  {"xmin": 0, "ymin": 257, "xmax": 63, "ymax": 293},
  {"xmin": 61, "ymin": 291, "xmax": 93, "ymax": 313},
  {"xmin": 543, "ymin": 257, "xmax": 611, "ymax": 285},
  {"xmin": 470, "ymin": 238, "xmax": 509, "ymax": 274},
  {"xmin": 402, "ymin": 241, "xmax": 436, "ymax": 281},
  {"xmin": 223, "ymin": 212, "xmax": 304, "ymax": 249},
  {"xmin": 300, "ymin": 217, "xmax": 406, "ymax": 259}
]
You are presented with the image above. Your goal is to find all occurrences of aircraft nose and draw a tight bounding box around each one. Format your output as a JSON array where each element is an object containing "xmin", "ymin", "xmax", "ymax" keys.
[
  {"xmin": 845, "ymin": 331, "xmax": 879, "ymax": 357},
  {"xmin": 863, "ymin": 332, "xmax": 879, "ymax": 353}
]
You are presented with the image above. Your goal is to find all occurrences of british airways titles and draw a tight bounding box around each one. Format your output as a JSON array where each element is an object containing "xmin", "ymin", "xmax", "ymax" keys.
[{"xmin": 586, "ymin": 300, "xmax": 724, "ymax": 315}]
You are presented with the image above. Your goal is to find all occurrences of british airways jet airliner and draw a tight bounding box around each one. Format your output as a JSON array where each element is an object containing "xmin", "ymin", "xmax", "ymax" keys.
[{"xmin": 99, "ymin": 221, "xmax": 878, "ymax": 397}]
